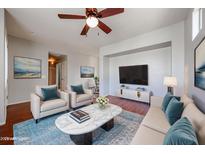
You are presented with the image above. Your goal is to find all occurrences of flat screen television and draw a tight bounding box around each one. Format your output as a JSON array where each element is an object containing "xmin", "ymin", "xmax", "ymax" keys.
[{"xmin": 119, "ymin": 65, "xmax": 148, "ymax": 85}]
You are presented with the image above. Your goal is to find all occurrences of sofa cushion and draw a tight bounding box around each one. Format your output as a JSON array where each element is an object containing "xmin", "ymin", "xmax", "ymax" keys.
[
  {"xmin": 76, "ymin": 94, "xmax": 92, "ymax": 103},
  {"xmin": 71, "ymin": 85, "xmax": 85, "ymax": 94},
  {"xmin": 182, "ymin": 102, "xmax": 205, "ymax": 144},
  {"xmin": 131, "ymin": 125, "xmax": 165, "ymax": 145},
  {"xmin": 40, "ymin": 99, "xmax": 66, "ymax": 112},
  {"xmin": 142, "ymin": 107, "xmax": 170, "ymax": 134},
  {"xmin": 165, "ymin": 97, "xmax": 184, "ymax": 125},
  {"xmin": 41, "ymin": 87, "xmax": 60, "ymax": 101},
  {"xmin": 181, "ymin": 95, "xmax": 194, "ymax": 107},
  {"xmin": 163, "ymin": 117, "xmax": 198, "ymax": 145}
]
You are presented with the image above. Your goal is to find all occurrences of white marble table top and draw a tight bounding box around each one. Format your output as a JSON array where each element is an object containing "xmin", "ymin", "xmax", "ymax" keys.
[{"xmin": 55, "ymin": 103, "xmax": 122, "ymax": 135}]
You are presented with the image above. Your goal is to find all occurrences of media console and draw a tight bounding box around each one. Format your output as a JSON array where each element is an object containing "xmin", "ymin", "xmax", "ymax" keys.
[{"xmin": 117, "ymin": 88, "xmax": 151, "ymax": 104}]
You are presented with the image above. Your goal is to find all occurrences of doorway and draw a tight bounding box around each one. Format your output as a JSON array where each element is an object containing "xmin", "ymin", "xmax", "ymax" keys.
[{"xmin": 48, "ymin": 53, "xmax": 67, "ymax": 91}]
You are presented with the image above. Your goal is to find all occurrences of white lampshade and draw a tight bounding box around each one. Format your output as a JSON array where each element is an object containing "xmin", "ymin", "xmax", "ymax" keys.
[
  {"xmin": 86, "ymin": 16, "xmax": 99, "ymax": 28},
  {"xmin": 163, "ymin": 76, "xmax": 177, "ymax": 87},
  {"xmin": 88, "ymin": 79, "xmax": 96, "ymax": 88}
]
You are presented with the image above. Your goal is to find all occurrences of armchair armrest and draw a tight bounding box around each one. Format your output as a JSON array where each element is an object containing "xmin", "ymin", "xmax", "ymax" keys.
[
  {"xmin": 69, "ymin": 91, "xmax": 77, "ymax": 107},
  {"xmin": 58, "ymin": 90, "xmax": 69, "ymax": 109},
  {"xmin": 30, "ymin": 93, "xmax": 41, "ymax": 120},
  {"xmin": 84, "ymin": 89, "xmax": 93, "ymax": 96},
  {"xmin": 58, "ymin": 90, "xmax": 69, "ymax": 102},
  {"xmin": 150, "ymin": 96, "xmax": 163, "ymax": 108}
]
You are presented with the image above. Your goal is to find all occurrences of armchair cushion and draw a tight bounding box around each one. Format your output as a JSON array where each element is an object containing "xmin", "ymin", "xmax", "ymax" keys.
[
  {"xmin": 40, "ymin": 99, "xmax": 66, "ymax": 112},
  {"xmin": 84, "ymin": 89, "xmax": 93, "ymax": 95},
  {"xmin": 41, "ymin": 87, "xmax": 60, "ymax": 101},
  {"xmin": 76, "ymin": 94, "xmax": 92, "ymax": 103},
  {"xmin": 71, "ymin": 84, "xmax": 85, "ymax": 94}
]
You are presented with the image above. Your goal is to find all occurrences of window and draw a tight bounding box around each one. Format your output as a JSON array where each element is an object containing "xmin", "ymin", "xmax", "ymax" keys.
[{"xmin": 192, "ymin": 8, "xmax": 203, "ymax": 40}]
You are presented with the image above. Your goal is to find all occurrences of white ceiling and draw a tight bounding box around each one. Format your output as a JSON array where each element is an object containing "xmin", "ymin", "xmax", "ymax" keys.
[{"xmin": 6, "ymin": 8, "xmax": 189, "ymax": 56}]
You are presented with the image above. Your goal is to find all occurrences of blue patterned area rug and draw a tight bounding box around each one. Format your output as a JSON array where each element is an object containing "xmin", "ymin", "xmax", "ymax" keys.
[{"xmin": 13, "ymin": 110, "xmax": 143, "ymax": 145}]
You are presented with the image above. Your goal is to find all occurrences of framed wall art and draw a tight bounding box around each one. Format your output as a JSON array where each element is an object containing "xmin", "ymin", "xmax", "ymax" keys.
[
  {"xmin": 80, "ymin": 66, "xmax": 94, "ymax": 78},
  {"xmin": 14, "ymin": 56, "xmax": 41, "ymax": 79},
  {"xmin": 195, "ymin": 37, "xmax": 205, "ymax": 90}
]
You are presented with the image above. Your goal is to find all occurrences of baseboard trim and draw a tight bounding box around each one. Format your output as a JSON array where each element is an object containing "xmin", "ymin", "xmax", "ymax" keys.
[{"xmin": 8, "ymin": 100, "xmax": 30, "ymax": 106}]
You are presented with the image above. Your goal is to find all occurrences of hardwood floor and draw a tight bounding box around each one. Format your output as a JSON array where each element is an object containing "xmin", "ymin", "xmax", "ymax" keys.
[
  {"xmin": 107, "ymin": 95, "xmax": 149, "ymax": 115},
  {"xmin": 0, "ymin": 102, "xmax": 33, "ymax": 145},
  {"xmin": 0, "ymin": 96, "xmax": 149, "ymax": 145}
]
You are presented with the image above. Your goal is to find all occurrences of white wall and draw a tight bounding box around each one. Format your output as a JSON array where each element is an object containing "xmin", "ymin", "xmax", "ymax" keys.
[
  {"xmin": 8, "ymin": 35, "xmax": 99, "ymax": 105},
  {"xmin": 102, "ymin": 56, "xmax": 110, "ymax": 96},
  {"xmin": 184, "ymin": 9, "xmax": 205, "ymax": 113},
  {"xmin": 68, "ymin": 52, "xmax": 99, "ymax": 87},
  {"xmin": 100, "ymin": 22, "xmax": 185, "ymax": 96},
  {"xmin": 0, "ymin": 9, "xmax": 6, "ymax": 125},
  {"xmin": 109, "ymin": 47, "xmax": 171, "ymax": 96}
]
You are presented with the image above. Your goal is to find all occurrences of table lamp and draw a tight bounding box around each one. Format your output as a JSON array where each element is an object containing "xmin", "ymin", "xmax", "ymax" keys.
[{"xmin": 163, "ymin": 76, "xmax": 177, "ymax": 94}]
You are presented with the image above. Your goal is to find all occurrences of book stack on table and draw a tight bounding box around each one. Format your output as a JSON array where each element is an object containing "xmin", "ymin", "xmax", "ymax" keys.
[{"xmin": 69, "ymin": 110, "xmax": 90, "ymax": 123}]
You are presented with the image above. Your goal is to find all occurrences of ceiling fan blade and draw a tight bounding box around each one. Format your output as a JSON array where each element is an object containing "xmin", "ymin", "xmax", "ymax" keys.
[
  {"xmin": 58, "ymin": 14, "xmax": 86, "ymax": 19},
  {"xmin": 98, "ymin": 20, "xmax": 112, "ymax": 34},
  {"xmin": 98, "ymin": 8, "xmax": 124, "ymax": 18},
  {"xmin": 80, "ymin": 24, "xmax": 90, "ymax": 35}
]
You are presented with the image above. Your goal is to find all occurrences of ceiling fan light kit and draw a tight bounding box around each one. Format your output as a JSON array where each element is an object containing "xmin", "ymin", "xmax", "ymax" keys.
[
  {"xmin": 86, "ymin": 16, "xmax": 99, "ymax": 28},
  {"xmin": 58, "ymin": 8, "xmax": 124, "ymax": 35}
]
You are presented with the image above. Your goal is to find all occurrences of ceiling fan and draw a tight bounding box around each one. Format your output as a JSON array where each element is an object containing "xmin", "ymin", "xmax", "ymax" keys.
[{"xmin": 58, "ymin": 8, "xmax": 124, "ymax": 35}]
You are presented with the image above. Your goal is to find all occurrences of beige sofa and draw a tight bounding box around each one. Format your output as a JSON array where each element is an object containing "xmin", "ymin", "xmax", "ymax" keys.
[{"xmin": 131, "ymin": 95, "xmax": 205, "ymax": 145}]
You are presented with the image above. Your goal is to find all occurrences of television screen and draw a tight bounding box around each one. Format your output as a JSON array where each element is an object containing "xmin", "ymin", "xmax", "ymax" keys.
[{"xmin": 119, "ymin": 65, "xmax": 148, "ymax": 85}]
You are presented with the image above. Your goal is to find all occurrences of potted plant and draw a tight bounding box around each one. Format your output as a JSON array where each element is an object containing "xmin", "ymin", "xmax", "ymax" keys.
[
  {"xmin": 94, "ymin": 76, "xmax": 99, "ymax": 85},
  {"xmin": 96, "ymin": 96, "xmax": 109, "ymax": 109}
]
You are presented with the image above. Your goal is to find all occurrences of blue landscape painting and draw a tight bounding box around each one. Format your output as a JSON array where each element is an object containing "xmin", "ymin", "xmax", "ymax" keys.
[
  {"xmin": 14, "ymin": 57, "xmax": 41, "ymax": 79},
  {"xmin": 80, "ymin": 66, "xmax": 94, "ymax": 78},
  {"xmin": 195, "ymin": 39, "xmax": 205, "ymax": 90}
]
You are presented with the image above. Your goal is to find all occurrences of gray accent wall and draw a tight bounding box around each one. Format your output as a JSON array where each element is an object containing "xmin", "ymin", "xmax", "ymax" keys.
[{"xmin": 184, "ymin": 9, "xmax": 205, "ymax": 113}]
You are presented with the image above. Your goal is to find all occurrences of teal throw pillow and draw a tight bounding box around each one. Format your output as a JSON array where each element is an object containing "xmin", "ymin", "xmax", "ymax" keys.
[
  {"xmin": 165, "ymin": 97, "xmax": 184, "ymax": 125},
  {"xmin": 161, "ymin": 92, "xmax": 180, "ymax": 112},
  {"xmin": 163, "ymin": 117, "xmax": 198, "ymax": 145},
  {"xmin": 71, "ymin": 84, "xmax": 85, "ymax": 94},
  {"xmin": 161, "ymin": 92, "xmax": 173, "ymax": 112},
  {"xmin": 41, "ymin": 86, "xmax": 60, "ymax": 101}
]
